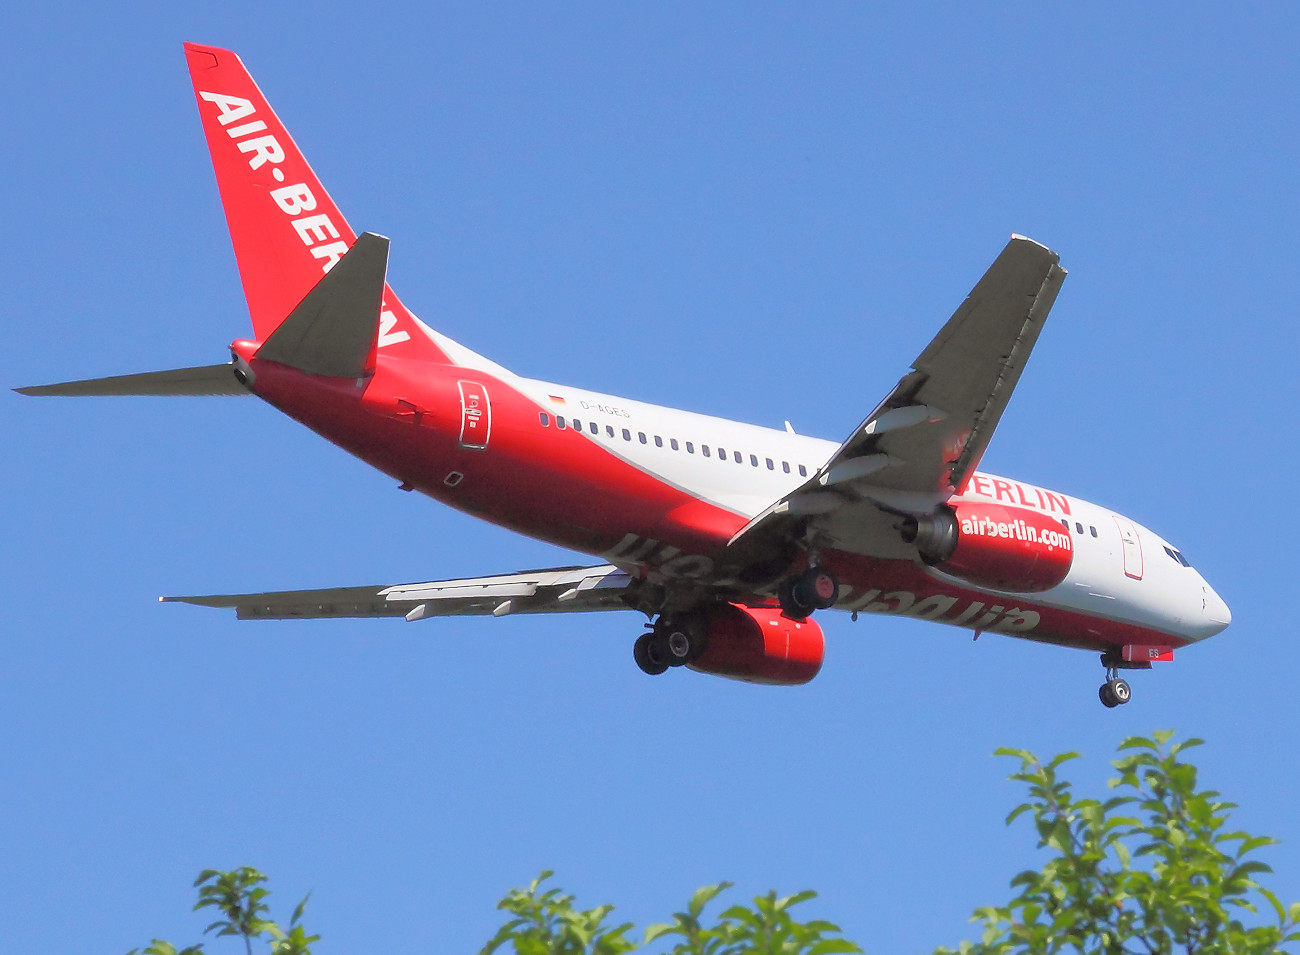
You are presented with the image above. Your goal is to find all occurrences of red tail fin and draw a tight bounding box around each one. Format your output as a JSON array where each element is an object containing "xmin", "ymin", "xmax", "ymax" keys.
[{"xmin": 184, "ymin": 43, "xmax": 447, "ymax": 364}]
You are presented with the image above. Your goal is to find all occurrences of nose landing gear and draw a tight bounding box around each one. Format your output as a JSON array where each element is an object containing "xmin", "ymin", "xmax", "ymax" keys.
[
  {"xmin": 1099, "ymin": 670, "xmax": 1132, "ymax": 708},
  {"xmin": 1098, "ymin": 651, "xmax": 1137, "ymax": 708}
]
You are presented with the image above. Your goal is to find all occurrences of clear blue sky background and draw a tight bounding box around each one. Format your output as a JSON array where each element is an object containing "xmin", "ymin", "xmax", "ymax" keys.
[{"xmin": 4, "ymin": 4, "xmax": 1298, "ymax": 952}]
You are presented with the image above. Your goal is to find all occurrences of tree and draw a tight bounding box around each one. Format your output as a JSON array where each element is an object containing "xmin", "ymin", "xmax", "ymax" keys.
[
  {"xmin": 477, "ymin": 873, "xmax": 861, "ymax": 955},
  {"xmin": 128, "ymin": 867, "xmax": 317, "ymax": 955},
  {"xmin": 128, "ymin": 733, "xmax": 1300, "ymax": 954},
  {"xmin": 937, "ymin": 731, "xmax": 1300, "ymax": 954}
]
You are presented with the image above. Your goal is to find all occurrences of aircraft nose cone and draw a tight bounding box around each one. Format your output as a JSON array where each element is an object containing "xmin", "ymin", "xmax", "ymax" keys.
[{"xmin": 1203, "ymin": 584, "xmax": 1231, "ymax": 634}]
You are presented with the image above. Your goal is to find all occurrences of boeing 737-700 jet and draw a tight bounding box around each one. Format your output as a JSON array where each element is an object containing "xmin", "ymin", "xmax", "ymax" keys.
[{"xmin": 18, "ymin": 43, "xmax": 1231, "ymax": 707}]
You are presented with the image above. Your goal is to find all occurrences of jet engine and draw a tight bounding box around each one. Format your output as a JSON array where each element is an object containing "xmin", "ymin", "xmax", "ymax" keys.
[
  {"xmin": 902, "ymin": 501, "xmax": 1073, "ymax": 594},
  {"xmin": 687, "ymin": 603, "xmax": 824, "ymax": 686}
]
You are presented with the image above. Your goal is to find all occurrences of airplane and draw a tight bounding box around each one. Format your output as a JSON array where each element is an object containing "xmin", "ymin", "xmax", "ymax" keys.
[{"xmin": 17, "ymin": 43, "xmax": 1231, "ymax": 707}]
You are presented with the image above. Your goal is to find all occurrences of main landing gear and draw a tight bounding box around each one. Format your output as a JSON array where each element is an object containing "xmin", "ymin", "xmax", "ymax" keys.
[
  {"xmin": 633, "ymin": 618, "xmax": 705, "ymax": 676},
  {"xmin": 777, "ymin": 566, "xmax": 839, "ymax": 620}
]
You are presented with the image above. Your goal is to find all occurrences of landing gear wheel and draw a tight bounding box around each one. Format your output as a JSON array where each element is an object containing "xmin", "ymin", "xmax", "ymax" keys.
[
  {"xmin": 665, "ymin": 629, "xmax": 692, "ymax": 667},
  {"xmin": 633, "ymin": 632, "xmax": 669, "ymax": 676},
  {"xmin": 1110, "ymin": 678, "xmax": 1132, "ymax": 705},
  {"xmin": 779, "ymin": 566, "xmax": 840, "ymax": 619},
  {"xmin": 1098, "ymin": 678, "xmax": 1132, "ymax": 708}
]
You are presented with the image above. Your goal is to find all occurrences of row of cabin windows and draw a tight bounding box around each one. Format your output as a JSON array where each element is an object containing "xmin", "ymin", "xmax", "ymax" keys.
[
  {"xmin": 538, "ymin": 412, "xmax": 809, "ymax": 478},
  {"xmin": 1060, "ymin": 519, "xmax": 1099, "ymax": 538}
]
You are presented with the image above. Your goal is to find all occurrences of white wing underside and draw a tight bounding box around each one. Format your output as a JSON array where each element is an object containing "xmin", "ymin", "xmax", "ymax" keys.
[{"xmin": 163, "ymin": 565, "xmax": 634, "ymax": 620}]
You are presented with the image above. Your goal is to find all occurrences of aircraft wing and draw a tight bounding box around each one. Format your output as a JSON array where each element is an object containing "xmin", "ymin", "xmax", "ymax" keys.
[
  {"xmin": 164, "ymin": 564, "xmax": 634, "ymax": 621},
  {"xmin": 728, "ymin": 235, "xmax": 1066, "ymax": 563}
]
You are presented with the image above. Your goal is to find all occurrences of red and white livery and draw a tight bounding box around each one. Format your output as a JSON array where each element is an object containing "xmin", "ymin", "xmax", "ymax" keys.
[{"xmin": 19, "ymin": 44, "xmax": 1231, "ymax": 707}]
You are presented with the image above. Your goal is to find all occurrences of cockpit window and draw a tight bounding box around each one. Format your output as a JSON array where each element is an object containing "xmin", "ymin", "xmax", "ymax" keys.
[{"xmin": 1163, "ymin": 545, "xmax": 1192, "ymax": 568}]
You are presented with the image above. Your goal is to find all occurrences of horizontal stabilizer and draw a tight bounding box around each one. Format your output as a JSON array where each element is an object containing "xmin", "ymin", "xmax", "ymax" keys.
[
  {"xmin": 255, "ymin": 232, "xmax": 389, "ymax": 378},
  {"xmin": 15, "ymin": 363, "xmax": 248, "ymax": 397}
]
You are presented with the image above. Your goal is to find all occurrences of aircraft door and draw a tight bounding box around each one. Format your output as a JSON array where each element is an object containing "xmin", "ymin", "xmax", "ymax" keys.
[
  {"xmin": 457, "ymin": 380, "xmax": 492, "ymax": 450},
  {"xmin": 1112, "ymin": 514, "xmax": 1144, "ymax": 580}
]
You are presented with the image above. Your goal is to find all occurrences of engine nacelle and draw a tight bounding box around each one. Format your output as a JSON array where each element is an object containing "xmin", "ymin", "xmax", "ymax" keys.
[
  {"xmin": 688, "ymin": 603, "xmax": 824, "ymax": 686},
  {"xmin": 903, "ymin": 501, "xmax": 1073, "ymax": 594}
]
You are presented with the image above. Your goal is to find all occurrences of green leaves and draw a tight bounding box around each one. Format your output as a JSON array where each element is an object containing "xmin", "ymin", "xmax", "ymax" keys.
[
  {"xmin": 935, "ymin": 732, "xmax": 1300, "ymax": 955},
  {"xmin": 126, "ymin": 730, "xmax": 1300, "ymax": 955},
  {"xmin": 126, "ymin": 868, "xmax": 316, "ymax": 955},
  {"xmin": 484, "ymin": 875, "xmax": 861, "ymax": 955},
  {"xmin": 477, "ymin": 871, "xmax": 637, "ymax": 955}
]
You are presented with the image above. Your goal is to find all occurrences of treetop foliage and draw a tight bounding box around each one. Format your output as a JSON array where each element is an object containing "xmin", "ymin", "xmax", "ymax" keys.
[
  {"xmin": 127, "ymin": 732, "xmax": 1299, "ymax": 955},
  {"xmin": 938, "ymin": 731, "xmax": 1300, "ymax": 954}
]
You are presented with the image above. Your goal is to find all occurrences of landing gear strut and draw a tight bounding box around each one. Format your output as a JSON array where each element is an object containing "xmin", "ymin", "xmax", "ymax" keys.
[
  {"xmin": 633, "ymin": 617, "xmax": 705, "ymax": 676},
  {"xmin": 778, "ymin": 566, "xmax": 839, "ymax": 620}
]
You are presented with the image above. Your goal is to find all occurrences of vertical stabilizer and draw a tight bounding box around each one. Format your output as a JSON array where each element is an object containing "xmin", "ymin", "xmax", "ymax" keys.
[{"xmin": 183, "ymin": 43, "xmax": 448, "ymax": 365}]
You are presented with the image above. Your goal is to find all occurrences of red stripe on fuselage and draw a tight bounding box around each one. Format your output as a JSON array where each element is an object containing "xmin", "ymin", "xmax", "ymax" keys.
[
  {"xmin": 239, "ymin": 348, "xmax": 749, "ymax": 557},
  {"xmin": 819, "ymin": 551, "xmax": 1191, "ymax": 654}
]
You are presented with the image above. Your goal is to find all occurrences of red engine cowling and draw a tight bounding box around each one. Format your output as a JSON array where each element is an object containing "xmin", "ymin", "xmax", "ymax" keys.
[
  {"xmin": 904, "ymin": 501, "xmax": 1073, "ymax": 594},
  {"xmin": 688, "ymin": 603, "xmax": 824, "ymax": 686}
]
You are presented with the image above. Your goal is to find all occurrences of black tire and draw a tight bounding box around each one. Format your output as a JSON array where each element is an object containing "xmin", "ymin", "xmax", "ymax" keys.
[
  {"xmin": 634, "ymin": 632, "xmax": 669, "ymax": 676},
  {"xmin": 777, "ymin": 579, "xmax": 809, "ymax": 620},
  {"xmin": 1099, "ymin": 682, "xmax": 1119, "ymax": 708},
  {"xmin": 792, "ymin": 567, "xmax": 838, "ymax": 611}
]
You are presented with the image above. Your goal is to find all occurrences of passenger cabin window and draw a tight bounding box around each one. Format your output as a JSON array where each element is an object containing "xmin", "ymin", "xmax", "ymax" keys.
[
  {"xmin": 718, "ymin": 447, "xmax": 726, "ymax": 460},
  {"xmin": 1090, "ymin": 526, "xmax": 1098, "ymax": 538},
  {"xmin": 798, "ymin": 465, "xmax": 807, "ymax": 477},
  {"xmin": 606, "ymin": 425, "xmax": 615, "ymax": 437},
  {"xmin": 589, "ymin": 422, "xmax": 598, "ymax": 435},
  {"xmin": 557, "ymin": 416, "xmax": 566, "ymax": 430},
  {"xmin": 702, "ymin": 446, "xmax": 711, "ymax": 457},
  {"xmin": 1076, "ymin": 522, "xmax": 1084, "ymax": 534},
  {"xmin": 686, "ymin": 442, "xmax": 695, "ymax": 453},
  {"xmin": 622, "ymin": 429, "xmax": 631, "ymax": 441},
  {"xmin": 639, "ymin": 432, "xmax": 647, "ymax": 444},
  {"xmin": 783, "ymin": 462, "xmax": 790, "ymax": 474},
  {"xmin": 670, "ymin": 438, "xmax": 679, "ymax": 451},
  {"xmin": 734, "ymin": 451, "xmax": 742, "ymax": 464},
  {"xmin": 539, "ymin": 412, "xmax": 550, "ymax": 427},
  {"xmin": 750, "ymin": 454, "xmax": 759, "ymax": 467},
  {"xmin": 654, "ymin": 436, "xmax": 663, "ymax": 448},
  {"xmin": 766, "ymin": 458, "xmax": 774, "ymax": 470}
]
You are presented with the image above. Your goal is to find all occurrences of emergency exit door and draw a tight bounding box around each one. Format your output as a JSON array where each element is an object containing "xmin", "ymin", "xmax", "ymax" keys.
[
  {"xmin": 1112, "ymin": 514, "xmax": 1144, "ymax": 580},
  {"xmin": 457, "ymin": 380, "xmax": 491, "ymax": 450}
]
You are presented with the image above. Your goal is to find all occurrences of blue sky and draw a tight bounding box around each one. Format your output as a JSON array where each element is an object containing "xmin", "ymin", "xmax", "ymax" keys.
[{"xmin": 4, "ymin": 4, "xmax": 1298, "ymax": 952}]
